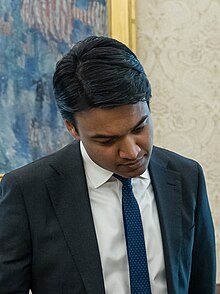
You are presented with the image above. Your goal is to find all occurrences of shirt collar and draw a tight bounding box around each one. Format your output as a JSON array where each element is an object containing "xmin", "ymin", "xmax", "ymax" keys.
[
  {"xmin": 80, "ymin": 141, "xmax": 150, "ymax": 188},
  {"xmin": 80, "ymin": 141, "xmax": 113, "ymax": 188}
]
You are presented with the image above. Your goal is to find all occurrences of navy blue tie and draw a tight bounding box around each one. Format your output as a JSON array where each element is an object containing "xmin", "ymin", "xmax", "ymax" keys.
[{"xmin": 114, "ymin": 174, "xmax": 152, "ymax": 294}]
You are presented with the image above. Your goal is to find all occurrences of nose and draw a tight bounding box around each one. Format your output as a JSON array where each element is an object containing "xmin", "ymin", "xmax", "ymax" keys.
[{"xmin": 119, "ymin": 136, "xmax": 141, "ymax": 160}]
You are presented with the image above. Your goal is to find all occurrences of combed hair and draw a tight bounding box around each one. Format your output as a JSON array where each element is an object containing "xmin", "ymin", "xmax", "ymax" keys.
[{"xmin": 53, "ymin": 36, "xmax": 151, "ymax": 126}]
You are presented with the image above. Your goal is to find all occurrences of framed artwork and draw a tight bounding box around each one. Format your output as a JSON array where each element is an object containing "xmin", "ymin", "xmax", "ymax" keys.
[
  {"xmin": 0, "ymin": 0, "xmax": 136, "ymax": 180},
  {"xmin": 108, "ymin": 0, "xmax": 136, "ymax": 53}
]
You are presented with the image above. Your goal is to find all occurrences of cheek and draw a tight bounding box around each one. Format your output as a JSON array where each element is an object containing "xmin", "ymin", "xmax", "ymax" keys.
[
  {"xmin": 86, "ymin": 143, "xmax": 118, "ymax": 164},
  {"xmin": 98, "ymin": 146, "xmax": 118, "ymax": 162},
  {"xmin": 138, "ymin": 129, "xmax": 153, "ymax": 148},
  {"xmin": 146, "ymin": 125, "xmax": 153, "ymax": 143}
]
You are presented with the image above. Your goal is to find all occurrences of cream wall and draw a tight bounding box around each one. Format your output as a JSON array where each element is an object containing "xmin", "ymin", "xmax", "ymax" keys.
[{"xmin": 136, "ymin": 0, "xmax": 220, "ymax": 282}]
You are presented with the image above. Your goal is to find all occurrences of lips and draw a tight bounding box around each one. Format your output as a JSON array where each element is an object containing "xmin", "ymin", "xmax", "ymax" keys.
[{"xmin": 120, "ymin": 156, "xmax": 144, "ymax": 168}]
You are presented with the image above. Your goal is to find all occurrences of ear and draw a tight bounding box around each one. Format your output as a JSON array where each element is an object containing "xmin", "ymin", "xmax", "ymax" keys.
[{"xmin": 64, "ymin": 120, "xmax": 80, "ymax": 141}]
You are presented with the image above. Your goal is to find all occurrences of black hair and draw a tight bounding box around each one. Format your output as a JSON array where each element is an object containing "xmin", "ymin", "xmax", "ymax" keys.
[{"xmin": 53, "ymin": 36, "xmax": 151, "ymax": 126}]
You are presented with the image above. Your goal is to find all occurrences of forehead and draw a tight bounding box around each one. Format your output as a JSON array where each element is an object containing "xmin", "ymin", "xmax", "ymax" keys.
[{"xmin": 75, "ymin": 102, "xmax": 150, "ymax": 135}]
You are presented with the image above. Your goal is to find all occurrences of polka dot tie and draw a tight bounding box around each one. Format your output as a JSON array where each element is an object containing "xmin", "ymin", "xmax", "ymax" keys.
[{"xmin": 114, "ymin": 174, "xmax": 152, "ymax": 294}]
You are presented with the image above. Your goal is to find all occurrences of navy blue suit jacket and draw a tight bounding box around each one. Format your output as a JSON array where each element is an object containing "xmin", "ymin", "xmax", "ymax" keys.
[{"xmin": 0, "ymin": 142, "xmax": 216, "ymax": 293}]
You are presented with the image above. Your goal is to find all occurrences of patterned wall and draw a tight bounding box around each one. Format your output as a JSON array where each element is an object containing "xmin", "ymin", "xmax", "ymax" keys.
[{"xmin": 136, "ymin": 0, "xmax": 220, "ymax": 282}]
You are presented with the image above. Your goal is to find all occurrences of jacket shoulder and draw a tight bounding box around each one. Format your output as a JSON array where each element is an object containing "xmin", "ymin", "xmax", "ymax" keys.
[
  {"xmin": 152, "ymin": 146, "xmax": 202, "ymax": 174},
  {"xmin": 4, "ymin": 141, "xmax": 80, "ymax": 183}
]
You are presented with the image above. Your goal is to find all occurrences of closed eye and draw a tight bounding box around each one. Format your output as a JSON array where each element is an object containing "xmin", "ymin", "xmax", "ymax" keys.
[
  {"xmin": 96, "ymin": 138, "xmax": 117, "ymax": 145},
  {"xmin": 132, "ymin": 125, "xmax": 145, "ymax": 134}
]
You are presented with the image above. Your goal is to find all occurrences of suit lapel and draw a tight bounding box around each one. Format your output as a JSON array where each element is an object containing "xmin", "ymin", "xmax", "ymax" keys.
[
  {"xmin": 149, "ymin": 148, "xmax": 182, "ymax": 294},
  {"xmin": 44, "ymin": 142, "xmax": 105, "ymax": 294}
]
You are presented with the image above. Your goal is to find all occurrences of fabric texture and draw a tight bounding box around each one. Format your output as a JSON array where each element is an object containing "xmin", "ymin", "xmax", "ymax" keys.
[{"xmin": 114, "ymin": 174, "xmax": 152, "ymax": 293}]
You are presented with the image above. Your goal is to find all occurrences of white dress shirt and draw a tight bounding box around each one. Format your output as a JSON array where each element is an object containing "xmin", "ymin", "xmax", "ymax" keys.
[{"xmin": 80, "ymin": 142, "xmax": 167, "ymax": 294}]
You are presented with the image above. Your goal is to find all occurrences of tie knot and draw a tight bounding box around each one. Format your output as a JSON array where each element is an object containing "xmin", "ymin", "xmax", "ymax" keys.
[{"xmin": 114, "ymin": 173, "xmax": 132, "ymax": 186}]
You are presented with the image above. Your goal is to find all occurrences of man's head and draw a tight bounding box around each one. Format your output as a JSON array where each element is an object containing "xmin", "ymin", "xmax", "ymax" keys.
[
  {"xmin": 53, "ymin": 36, "xmax": 151, "ymax": 126},
  {"xmin": 53, "ymin": 36, "xmax": 153, "ymax": 177}
]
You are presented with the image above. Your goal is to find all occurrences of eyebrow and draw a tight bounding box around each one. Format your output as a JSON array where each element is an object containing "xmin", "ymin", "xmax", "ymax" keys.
[{"xmin": 91, "ymin": 115, "xmax": 149, "ymax": 140}]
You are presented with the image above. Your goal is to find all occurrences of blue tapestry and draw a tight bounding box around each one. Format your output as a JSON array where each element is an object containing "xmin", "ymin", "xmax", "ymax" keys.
[{"xmin": 0, "ymin": 0, "xmax": 108, "ymax": 173}]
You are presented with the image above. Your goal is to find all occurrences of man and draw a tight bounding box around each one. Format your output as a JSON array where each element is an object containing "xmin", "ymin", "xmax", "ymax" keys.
[{"xmin": 0, "ymin": 36, "xmax": 216, "ymax": 293}]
